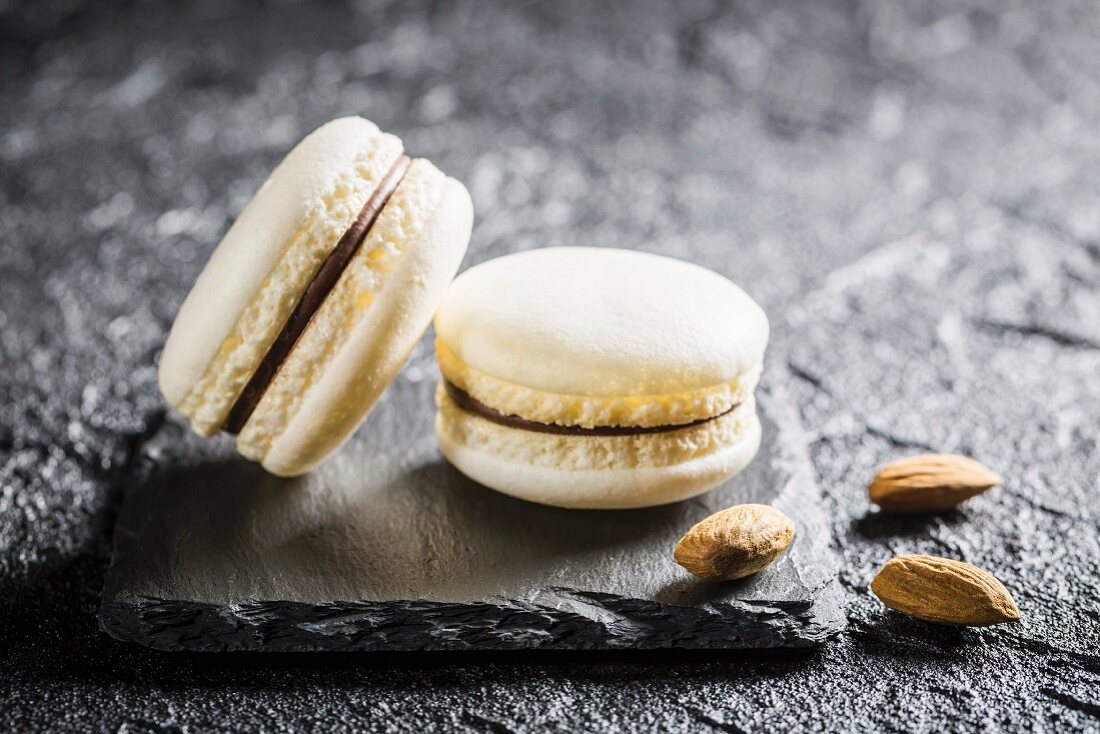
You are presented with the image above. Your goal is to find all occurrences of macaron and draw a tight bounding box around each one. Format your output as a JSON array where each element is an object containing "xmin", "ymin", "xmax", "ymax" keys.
[
  {"xmin": 159, "ymin": 117, "xmax": 473, "ymax": 476},
  {"xmin": 433, "ymin": 247, "xmax": 769, "ymax": 509}
]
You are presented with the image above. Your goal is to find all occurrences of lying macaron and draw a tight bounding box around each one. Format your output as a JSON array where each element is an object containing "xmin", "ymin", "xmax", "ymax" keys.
[
  {"xmin": 159, "ymin": 117, "xmax": 472, "ymax": 476},
  {"xmin": 433, "ymin": 247, "xmax": 769, "ymax": 509}
]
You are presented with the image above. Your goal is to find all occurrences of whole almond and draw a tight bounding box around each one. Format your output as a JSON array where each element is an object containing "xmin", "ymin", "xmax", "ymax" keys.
[
  {"xmin": 869, "ymin": 454, "xmax": 1002, "ymax": 513},
  {"xmin": 674, "ymin": 504, "xmax": 795, "ymax": 581},
  {"xmin": 870, "ymin": 554, "xmax": 1020, "ymax": 626}
]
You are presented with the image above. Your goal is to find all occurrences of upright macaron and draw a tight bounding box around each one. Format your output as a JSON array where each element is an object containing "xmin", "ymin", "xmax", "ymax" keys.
[
  {"xmin": 433, "ymin": 247, "xmax": 769, "ymax": 509},
  {"xmin": 159, "ymin": 117, "xmax": 472, "ymax": 476}
]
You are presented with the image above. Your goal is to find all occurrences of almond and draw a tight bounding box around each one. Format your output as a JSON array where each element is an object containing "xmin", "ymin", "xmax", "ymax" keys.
[
  {"xmin": 870, "ymin": 554, "xmax": 1020, "ymax": 626},
  {"xmin": 674, "ymin": 504, "xmax": 795, "ymax": 581},
  {"xmin": 868, "ymin": 453, "xmax": 1001, "ymax": 513}
]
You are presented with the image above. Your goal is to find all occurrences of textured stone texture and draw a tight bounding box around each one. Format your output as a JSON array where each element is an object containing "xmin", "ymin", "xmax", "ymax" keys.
[
  {"xmin": 3, "ymin": 0, "xmax": 1100, "ymax": 730},
  {"xmin": 99, "ymin": 383, "xmax": 839, "ymax": 651}
]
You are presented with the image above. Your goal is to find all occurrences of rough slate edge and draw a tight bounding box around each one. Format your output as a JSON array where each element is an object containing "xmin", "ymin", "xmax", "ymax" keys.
[{"xmin": 99, "ymin": 377, "xmax": 843, "ymax": 653}]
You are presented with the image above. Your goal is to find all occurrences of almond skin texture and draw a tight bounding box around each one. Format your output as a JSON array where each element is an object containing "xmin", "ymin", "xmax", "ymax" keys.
[
  {"xmin": 674, "ymin": 504, "xmax": 795, "ymax": 582},
  {"xmin": 869, "ymin": 454, "xmax": 1002, "ymax": 513},
  {"xmin": 870, "ymin": 554, "xmax": 1020, "ymax": 626}
]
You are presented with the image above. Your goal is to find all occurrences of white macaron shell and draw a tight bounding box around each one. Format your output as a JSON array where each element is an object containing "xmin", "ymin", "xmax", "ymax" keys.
[
  {"xmin": 158, "ymin": 116, "xmax": 388, "ymax": 409},
  {"xmin": 434, "ymin": 248, "xmax": 769, "ymax": 398},
  {"xmin": 260, "ymin": 177, "xmax": 474, "ymax": 476},
  {"xmin": 435, "ymin": 398, "xmax": 762, "ymax": 509}
]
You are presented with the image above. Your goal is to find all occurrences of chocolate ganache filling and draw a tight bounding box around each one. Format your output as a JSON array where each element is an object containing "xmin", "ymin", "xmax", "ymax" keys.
[
  {"xmin": 443, "ymin": 380, "xmax": 738, "ymax": 437},
  {"xmin": 223, "ymin": 154, "xmax": 412, "ymax": 435}
]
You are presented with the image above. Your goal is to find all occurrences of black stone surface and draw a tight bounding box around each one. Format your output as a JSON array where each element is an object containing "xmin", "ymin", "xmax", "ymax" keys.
[
  {"xmin": 3, "ymin": 0, "xmax": 1099, "ymax": 730},
  {"xmin": 99, "ymin": 383, "xmax": 840, "ymax": 652}
]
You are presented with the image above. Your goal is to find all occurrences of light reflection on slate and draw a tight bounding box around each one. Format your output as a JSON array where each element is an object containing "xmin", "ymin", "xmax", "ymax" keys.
[{"xmin": 100, "ymin": 374, "xmax": 840, "ymax": 651}]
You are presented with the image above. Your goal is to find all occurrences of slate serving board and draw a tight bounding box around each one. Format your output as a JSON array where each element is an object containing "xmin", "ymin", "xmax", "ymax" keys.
[{"xmin": 100, "ymin": 369, "xmax": 841, "ymax": 652}]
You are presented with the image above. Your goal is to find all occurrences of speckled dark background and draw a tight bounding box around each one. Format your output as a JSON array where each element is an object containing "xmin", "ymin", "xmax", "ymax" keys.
[{"xmin": 2, "ymin": 0, "xmax": 1099, "ymax": 730}]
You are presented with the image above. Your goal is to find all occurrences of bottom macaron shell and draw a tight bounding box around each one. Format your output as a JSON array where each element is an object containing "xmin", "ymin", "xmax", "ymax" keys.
[
  {"xmin": 250, "ymin": 176, "xmax": 473, "ymax": 477},
  {"xmin": 435, "ymin": 390, "xmax": 763, "ymax": 509}
]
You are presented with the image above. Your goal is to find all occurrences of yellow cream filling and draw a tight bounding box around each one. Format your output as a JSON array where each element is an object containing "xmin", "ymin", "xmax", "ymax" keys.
[
  {"xmin": 435, "ymin": 340, "xmax": 760, "ymax": 429},
  {"xmin": 177, "ymin": 135, "xmax": 403, "ymax": 437},
  {"xmin": 236, "ymin": 160, "xmax": 446, "ymax": 461},
  {"xmin": 436, "ymin": 381, "xmax": 757, "ymax": 470}
]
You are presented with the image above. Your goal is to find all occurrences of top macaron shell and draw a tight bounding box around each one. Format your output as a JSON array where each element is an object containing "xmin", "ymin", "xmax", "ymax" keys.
[
  {"xmin": 160, "ymin": 117, "xmax": 393, "ymax": 411},
  {"xmin": 158, "ymin": 116, "xmax": 472, "ymax": 476},
  {"xmin": 434, "ymin": 247, "xmax": 769, "ymax": 399}
]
